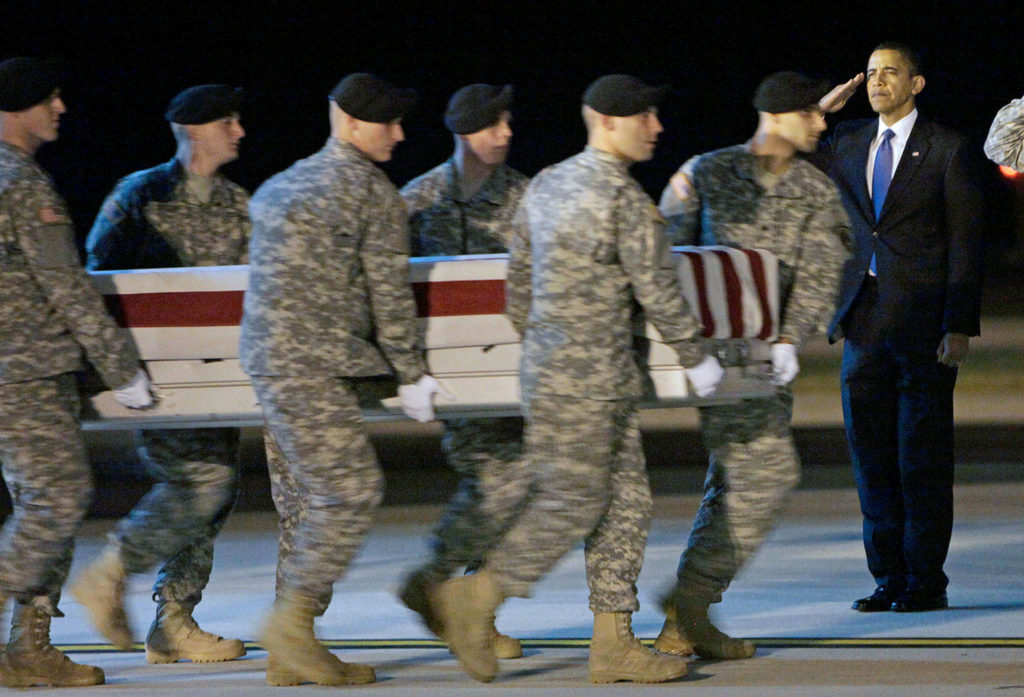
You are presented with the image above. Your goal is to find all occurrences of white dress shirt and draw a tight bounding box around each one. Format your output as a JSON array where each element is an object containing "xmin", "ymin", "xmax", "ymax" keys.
[{"xmin": 866, "ymin": 108, "xmax": 918, "ymax": 197}]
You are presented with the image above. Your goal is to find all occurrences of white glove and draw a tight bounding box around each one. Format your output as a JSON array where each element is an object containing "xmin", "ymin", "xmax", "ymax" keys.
[
  {"xmin": 113, "ymin": 369, "xmax": 154, "ymax": 409},
  {"xmin": 398, "ymin": 375, "xmax": 453, "ymax": 423},
  {"xmin": 770, "ymin": 342, "xmax": 800, "ymax": 385},
  {"xmin": 686, "ymin": 355, "xmax": 724, "ymax": 397}
]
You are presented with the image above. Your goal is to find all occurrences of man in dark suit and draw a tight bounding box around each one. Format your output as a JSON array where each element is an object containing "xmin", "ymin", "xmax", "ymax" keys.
[{"xmin": 814, "ymin": 42, "xmax": 984, "ymax": 613}]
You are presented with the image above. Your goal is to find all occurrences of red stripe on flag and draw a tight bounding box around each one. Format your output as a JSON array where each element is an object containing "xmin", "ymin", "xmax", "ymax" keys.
[
  {"xmin": 681, "ymin": 251, "xmax": 715, "ymax": 338},
  {"xmin": 104, "ymin": 279, "xmax": 508, "ymax": 328},
  {"xmin": 412, "ymin": 279, "xmax": 505, "ymax": 317},
  {"xmin": 741, "ymin": 249, "xmax": 774, "ymax": 340},
  {"xmin": 712, "ymin": 250, "xmax": 744, "ymax": 338},
  {"xmin": 104, "ymin": 291, "xmax": 245, "ymax": 327}
]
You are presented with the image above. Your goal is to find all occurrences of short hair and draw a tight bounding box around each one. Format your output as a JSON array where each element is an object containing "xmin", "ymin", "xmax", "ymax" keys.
[
  {"xmin": 872, "ymin": 41, "xmax": 922, "ymax": 76},
  {"xmin": 170, "ymin": 122, "xmax": 190, "ymax": 147},
  {"xmin": 581, "ymin": 104, "xmax": 602, "ymax": 133}
]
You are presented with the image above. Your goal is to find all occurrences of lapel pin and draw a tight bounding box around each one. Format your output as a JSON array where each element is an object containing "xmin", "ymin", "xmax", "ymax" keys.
[{"xmin": 912, "ymin": 151, "xmax": 919, "ymax": 157}]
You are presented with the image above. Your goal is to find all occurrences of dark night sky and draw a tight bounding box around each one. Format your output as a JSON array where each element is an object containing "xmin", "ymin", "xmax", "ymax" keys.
[{"xmin": 4, "ymin": 0, "xmax": 1024, "ymax": 269}]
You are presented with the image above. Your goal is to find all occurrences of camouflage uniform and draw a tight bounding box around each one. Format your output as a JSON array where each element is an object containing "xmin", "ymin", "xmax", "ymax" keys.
[
  {"xmin": 0, "ymin": 142, "xmax": 139, "ymax": 615},
  {"xmin": 659, "ymin": 145, "xmax": 850, "ymax": 602},
  {"xmin": 402, "ymin": 159, "xmax": 528, "ymax": 256},
  {"xmin": 400, "ymin": 160, "xmax": 530, "ymax": 581},
  {"xmin": 240, "ymin": 137, "xmax": 425, "ymax": 613},
  {"xmin": 984, "ymin": 95, "xmax": 1024, "ymax": 171},
  {"xmin": 85, "ymin": 157, "xmax": 249, "ymax": 606},
  {"xmin": 483, "ymin": 146, "xmax": 703, "ymax": 611}
]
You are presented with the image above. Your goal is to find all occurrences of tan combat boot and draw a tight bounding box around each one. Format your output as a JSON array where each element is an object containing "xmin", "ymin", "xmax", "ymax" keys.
[
  {"xmin": 1, "ymin": 602, "xmax": 104, "ymax": 687},
  {"xmin": 588, "ymin": 612, "xmax": 689, "ymax": 683},
  {"xmin": 433, "ymin": 570, "xmax": 503, "ymax": 682},
  {"xmin": 259, "ymin": 592, "xmax": 375, "ymax": 686},
  {"xmin": 653, "ymin": 605, "xmax": 696, "ymax": 656},
  {"xmin": 70, "ymin": 546, "xmax": 134, "ymax": 649},
  {"xmin": 661, "ymin": 590, "xmax": 755, "ymax": 660},
  {"xmin": 400, "ymin": 567, "xmax": 522, "ymax": 660},
  {"xmin": 493, "ymin": 625, "xmax": 523, "ymax": 660},
  {"xmin": 398, "ymin": 567, "xmax": 444, "ymax": 638},
  {"xmin": 146, "ymin": 600, "xmax": 246, "ymax": 663},
  {"xmin": 266, "ymin": 652, "xmax": 302, "ymax": 686}
]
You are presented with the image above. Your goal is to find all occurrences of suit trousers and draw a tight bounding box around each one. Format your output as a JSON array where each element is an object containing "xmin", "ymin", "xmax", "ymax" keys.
[{"xmin": 840, "ymin": 277, "xmax": 958, "ymax": 593}]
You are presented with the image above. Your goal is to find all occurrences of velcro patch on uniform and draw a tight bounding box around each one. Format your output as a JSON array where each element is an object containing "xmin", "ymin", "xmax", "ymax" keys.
[
  {"xmin": 33, "ymin": 226, "xmax": 80, "ymax": 267},
  {"xmin": 101, "ymin": 197, "xmax": 126, "ymax": 225},
  {"xmin": 39, "ymin": 206, "xmax": 70, "ymax": 225}
]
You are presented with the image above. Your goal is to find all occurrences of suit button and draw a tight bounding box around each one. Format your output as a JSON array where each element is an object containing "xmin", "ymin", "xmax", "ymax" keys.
[{"xmin": 872, "ymin": 231, "xmax": 879, "ymax": 237}]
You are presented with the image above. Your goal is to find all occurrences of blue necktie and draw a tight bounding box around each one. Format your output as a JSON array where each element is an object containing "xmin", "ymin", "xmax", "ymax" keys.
[{"xmin": 869, "ymin": 129, "xmax": 895, "ymax": 275}]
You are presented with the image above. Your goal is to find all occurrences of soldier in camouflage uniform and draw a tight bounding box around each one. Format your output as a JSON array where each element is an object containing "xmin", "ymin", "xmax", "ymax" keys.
[
  {"xmin": 431, "ymin": 75, "xmax": 722, "ymax": 685},
  {"xmin": 72, "ymin": 85, "xmax": 249, "ymax": 664},
  {"xmin": 239, "ymin": 73, "xmax": 448, "ymax": 687},
  {"xmin": 984, "ymin": 93, "xmax": 1024, "ymax": 171},
  {"xmin": 0, "ymin": 57, "xmax": 153, "ymax": 687},
  {"xmin": 655, "ymin": 72, "xmax": 850, "ymax": 660},
  {"xmin": 397, "ymin": 84, "xmax": 530, "ymax": 660}
]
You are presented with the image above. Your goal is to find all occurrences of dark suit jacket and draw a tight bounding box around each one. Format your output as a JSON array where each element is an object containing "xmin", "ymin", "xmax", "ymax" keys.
[{"xmin": 811, "ymin": 116, "xmax": 984, "ymax": 345}]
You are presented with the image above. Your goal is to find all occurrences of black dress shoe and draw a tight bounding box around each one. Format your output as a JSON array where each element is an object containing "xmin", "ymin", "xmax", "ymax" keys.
[
  {"xmin": 891, "ymin": 590, "xmax": 948, "ymax": 612},
  {"xmin": 852, "ymin": 585, "xmax": 901, "ymax": 612}
]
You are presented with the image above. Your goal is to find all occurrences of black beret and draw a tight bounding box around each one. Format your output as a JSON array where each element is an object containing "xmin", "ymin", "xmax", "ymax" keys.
[
  {"xmin": 582, "ymin": 74, "xmax": 669, "ymax": 117},
  {"xmin": 444, "ymin": 84, "xmax": 513, "ymax": 134},
  {"xmin": 330, "ymin": 73, "xmax": 416, "ymax": 123},
  {"xmin": 165, "ymin": 84, "xmax": 243, "ymax": 124},
  {"xmin": 752, "ymin": 71, "xmax": 831, "ymax": 114},
  {"xmin": 0, "ymin": 57, "xmax": 61, "ymax": 112}
]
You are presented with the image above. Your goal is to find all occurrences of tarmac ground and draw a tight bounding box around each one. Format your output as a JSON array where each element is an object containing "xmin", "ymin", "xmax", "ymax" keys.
[{"xmin": 40, "ymin": 473, "xmax": 1024, "ymax": 696}]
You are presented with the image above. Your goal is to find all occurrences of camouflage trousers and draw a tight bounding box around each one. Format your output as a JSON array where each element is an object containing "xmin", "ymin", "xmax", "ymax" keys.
[
  {"xmin": 484, "ymin": 393, "xmax": 652, "ymax": 613},
  {"xmin": 252, "ymin": 375, "xmax": 384, "ymax": 616},
  {"xmin": 111, "ymin": 427, "xmax": 239, "ymax": 605},
  {"xmin": 675, "ymin": 387, "xmax": 799, "ymax": 602},
  {"xmin": 420, "ymin": 416, "xmax": 529, "ymax": 581},
  {"xmin": 0, "ymin": 373, "xmax": 91, "ymax": 614}
]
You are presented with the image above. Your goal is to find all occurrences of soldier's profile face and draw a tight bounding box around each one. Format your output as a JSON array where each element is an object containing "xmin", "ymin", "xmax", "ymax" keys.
[
  {"xmin": 21, "ymin": 90, "xmax": 65, "ymax": 144},
  {"xmin": 191, "ymin": 113, "xmax": 245, "ymax": 167},
  {"xmin": 351, "ymin": 118, "xmax": 405, "ymax": 162},
  {"xmin": 774, "ymin": 106, "xmax": 826, "ymax": 153},
  {"xmin": 462, "ymin": 111, "xmax": 513, "ymax": 165},
  {"xmin": 606, "ymin": 108, "xmax": 662, "ymax": 163}
]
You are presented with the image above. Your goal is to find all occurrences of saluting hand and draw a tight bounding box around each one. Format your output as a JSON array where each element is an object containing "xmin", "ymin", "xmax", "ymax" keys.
[{"xmin": 818, "ymin": 73, "xmax": 865, "ymax": 113}]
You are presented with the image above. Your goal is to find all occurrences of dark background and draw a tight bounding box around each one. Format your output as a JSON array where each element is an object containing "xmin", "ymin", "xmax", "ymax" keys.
[
  {"xmin": 4, "ymin": 0, "xmax": 1024, "ymax": 282},
  {"xmin": 4, "ymin": 1, "xmax": 1022, "ymax": 516}
]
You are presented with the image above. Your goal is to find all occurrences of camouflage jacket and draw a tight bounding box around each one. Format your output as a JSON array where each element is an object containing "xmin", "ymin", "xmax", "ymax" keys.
[
  {"xmin": 507, "ymin": 146, "xmax": 703, "ymax": 401},
  {"xmin": 239, "ymin": 138, "xmax": 425, "ymax": 383},
  {"xmin": 401, "ymin": 159, "xmax": 528, "ymax": 255},
  {"xmin": 0, "ymin": 142, "xmax": 139, "ymax": 387},
  {"xmin": 85, "ymin": 158, "xmax": 250, "ymax": 270},
  {"xmin": 984, "ymin": 95, "xmax": 1024, "ymax": 171},
  {"xmin": 659, "ymin": 145, "xmax": 851, "ymax": 348}
]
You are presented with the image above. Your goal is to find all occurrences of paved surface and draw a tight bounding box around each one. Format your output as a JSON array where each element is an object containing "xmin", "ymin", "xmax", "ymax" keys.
[{"xmin": 33, "ymin": 473, "xmax": 1024, "ymax": 696}]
